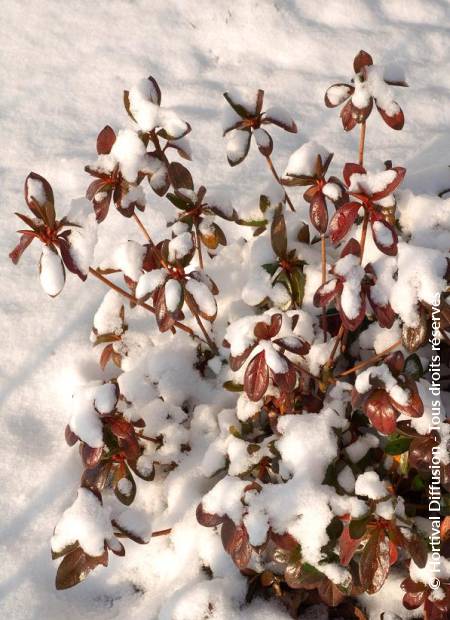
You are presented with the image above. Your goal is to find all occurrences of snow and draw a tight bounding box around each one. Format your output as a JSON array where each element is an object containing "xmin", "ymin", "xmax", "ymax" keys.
[
  {"xmin": 51, "ymin": 488, "xmax": 113, "ymax": 558},
  {"xmin": 69, "ymin": 384, "xmax": 104, "ymax": 448},
  {"xmin": 259, "ymin": 339, "xmax": 288, "ymax": 373},
  {"xmin": 39, "ymin": 246, "xmax": 65, "ymax": 297},
  {"xmin": 283, "ymin": 140, "xmax": 330, "ymax": 178},
  {"xmin": 164, "ymin": 278, "xmax": 182, "ymax": 312},
  {"xmin": 373, "ymin": 220, "xmax": 394, "ymax": 247},
  {"xmin": 349, "ymin": 169, "xmax": 397, "ymax": 195},
  {"xmin": 185, "ymin": 278, "xmax": 217, "ymax": 317},
  {"xmin": 355, "ymin": 471, "xmax": 388, "ymax": 500},
  {"xmin": 168, "ymin": 231, "xmax": 193, "ymax": 261},
  {"xmin": 226, "ymin": 129, "xmax": 250, "ymax": 164},
  {"xmin": 3, "ymin": 2, "xmax": 450, "ymax": 619},
  {"xmin": 105, "ymin": 240, "xmax": 145, "ymax": 282},
  {"xmin": 110, "ymin": 129, "xmax": 148, "ymax": 183},
  {"xmin": 27, "ymin": 177, "xmax": 47, "ymax": 205},
  {"xmin": 136, "ymin": 268, "xmax": 168, "ymax": 298},
  {"xmin": 92, "ymin": 290, "xmax": 124, "ymax": 335}
]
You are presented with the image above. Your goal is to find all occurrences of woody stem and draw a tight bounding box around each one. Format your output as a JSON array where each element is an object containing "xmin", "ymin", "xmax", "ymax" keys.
[
  {"xmin": 337, "ymin": 339, "xmax": 402, "ymax": 378},
  {"xmin": 193, "ymin": 311, "xmax": 218, "ymax": 354},
  {"xmin": 265, "ymin": 155, "xmax": 295, "ymax": 212},
  {"xmin": 358, "ymin": 121, "xmax": 366, "ymax": 166},
  {"xmin": 194, "ymin": 220, "xmax": 204, "ymax": 270},
  {"xmin": 321, "ymin": 234, "xmax": 328, "ymax": 342},
  {"xmin": 132, "ymin": 213, "xmax": 170, "ymax": 270}
]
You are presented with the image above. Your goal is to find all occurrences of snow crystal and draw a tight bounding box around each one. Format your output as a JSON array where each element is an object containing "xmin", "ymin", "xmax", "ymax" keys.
[
  {"xmin": 39, "ymin": 246, "xmax": 65, "ymax": 297},
  {"xmin": 283, "ymin": 141, "xmax": 330, "ymax": 178},
  {"xmin": 51, "ymin": 488, "xmax": 112, "ymax": 557},
  {"xmin": 355, "ymin": 471, "xmax": 388, "ymax": 499}
]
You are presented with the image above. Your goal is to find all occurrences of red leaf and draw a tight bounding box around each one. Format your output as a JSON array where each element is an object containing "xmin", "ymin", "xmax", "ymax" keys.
[
  {"xmin": 244, "ymin": 351, "xmax": 269, "ymax": 402},
  {"xmin": 353, "ymin": 50, "xmax": 374, "ymax": 73},
  {"xmin": 389, "ymin": 378, "xmax": 424, "ymax": 418},
  {"xmin": 318, "ymin": 578, "xmax": 346, "ymax": 607},
  {"xmin": 310, "ymin": 191, "xmax": 328, "ymax": 234},
  {"xmin": 262, "ymin": 106, "xmax": 297, "ymax": 133},
  {"xmin": 371, "ymin": 167, "xmax": 406, "ymax": 201},
  {"xmin": 229, "ymin": 345, "xmax": 255, "ymax": 371},
  {"xmin": 329, "ymin": 202, "xmax": 360, "ymax": 244},
  {"xmin": 389, "ymin": 540, "xmax": 398, "ymax": 565},
  {"xmin": 273, "ymin": 362, "xmax": 297, "ymax": 394},
  {"xmin": 196, "ymin": 503, "xmax": 225, "ymax": 527},
  {"xmin": 58, "ymin": 234, "xmax": 87, "ymax": 281},
  {"xmin": 221, "ymin": 519, "xmax": 252, "ymax": 569},
  {"xmin": 268, "ymin": 313, "xmax": 283, "ymax": 338},
  {"xmin": 376, "ymin": 102, "xmax": 405, "ymax": 130},
  {"xmin": 313, "ymin": 279, "xmax": 343, "ymax": 308},
  {"xmin": 340, "ymin": 99, "xmax": 358, "ymax": 131},
  {"xmin": 270, "ymin": 530, "xmax": 298, "ymax": 551},
  {"xmin": 273, "ymin": 336, "xmax": 310, "ymax": 355},
  {"xmin": 96, "ymin": 126, "xmax": 116, "ymax": 155},
  {"xmin": 364, "ymin": 389, "xmax": 398, "ymax": 434},
  {"xmin": 25, "ymin": 172, "xmax": 55, "ymax": 226},
  {"xmin": 80, "ymin": 444, "xmax": 103, "ymax": 468},
  {"xmin": 339, "ymin": 524, "xmax": 362, "ymax": 566},
  {"xmin": 324, "ymin": 83, "xmax": 353, "ymax": 108},
  {"xmin": 153, "ymin": 285, "xmax": 176, "ymax": 332},
  {"xmin": 337, "ymin": 292, "xmax": 366, "ymax": 331},
  {"xmin": 340, "ymin": 237, "xmax": 361, "ymax": 258},
  {"xmin": 55, "ymin": 546, "xmax": 108, "ymax": 590},
  {"xmin": 65, "ymin": 424, "xmax": 79, "ymax": 447},
  {"xmin": 343, "ymin": 163, "xmax": 367, "ymax": 187},
  {"xmin": 359, "ymin": 528, "xmax": 390, "ymax": 594},
  {"xmin": 99, "ymin": 344, "xmax": 114, "ymax": 370},
  {"xmin": 9, "ymin": 233, "xmax": 34, "ymax": 264}
]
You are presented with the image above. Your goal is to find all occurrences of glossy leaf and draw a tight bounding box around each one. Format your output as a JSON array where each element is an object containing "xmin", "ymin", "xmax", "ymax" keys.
[{"xmin": 244, "ymin": 351, "xmax": 269, "ymax": 402}]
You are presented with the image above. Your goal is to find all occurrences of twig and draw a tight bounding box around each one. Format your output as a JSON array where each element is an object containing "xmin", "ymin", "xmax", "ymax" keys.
[
  {"xmin": 265, "ymin": 155, "xmax": 295, "ymax": 212},
  {"xmin": 194, "ymin": 221, "xmax": 204, "ymax": 270},
  {"xmin": 192, "ymin": 311, "xmax": 218, "ymax": 354},
  {"xmin": 358, "ymin": 121, "xmax": 366, "ymax": 166},
  {"xmin": 151, "ymin": 528, "xmax": 172, "ymax": 538},
  {"xmin": 321, "ymin": 234, "xmax": 328, "ymax": 342},
  {"xmin": 337, "ymin": 339, "xmax": 402, "ymax": 378},
  {"xmin": 132, "ymin": 213, "xmax": 169, "ymax": 270}
]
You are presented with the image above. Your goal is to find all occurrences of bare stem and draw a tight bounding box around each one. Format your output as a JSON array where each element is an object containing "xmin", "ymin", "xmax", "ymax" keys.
[
  {"xmin": 337, "ymin": 339, "xmax": 402, "ymax": 378},
  {"xmin": 326, "ymin": 325, "xmax": 345, "ymax": 369},
  {"xmin": 132, "ymin": 213, "xmax": 169, "ymax": 270},
  {"xmin": 358, "ymin": 121, "xmax": 366, "ymax": 166},
  {"xmin": 265, "ymin": 155, "xmax": 295, "ymax": 212},
  {"xmin": 321, "ymin": 234, "xmax": 328, "ymax": 342},
  {"xmin": 151, "ymin": 528, "xmax": 172, "ymax": 538},
  {"xmin": 359, "ymin": 210, "xmax": 370, "ymax": 263},
  {"xmin": 193, "ymin": 311, "xmax": 218, "ymax": 355},
  {"xmin": 194, "ymin": 221, "xmax": 204, "ymax": 270}
]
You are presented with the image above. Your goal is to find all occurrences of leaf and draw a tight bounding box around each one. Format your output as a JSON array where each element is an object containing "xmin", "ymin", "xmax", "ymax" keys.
[
  {"xmin": 113, "ymin": 465, "xmax": 137, "ymax": 506},
  {"xmin": 229, "ymin": 345, "xmax": 255, "ymax": 371},
  {"xmin": 404, "ymin": 353, "xmax": 424, "ymax": 380},
  {"xmin": 223, "ymin": 381, "xmax": 244, "ymax": 392},
  {"xmin": 271, "ymin": 205, "xmax": 287, "ymax": 258},
  {"xmin": 96, "ymin": 126, "xmax": 116, "ymax": 155},
  {"xmin": 384, "ymin": 434, "xmax": 412, "ymax": 455},
  {"xmin": 58, "ymin": 234, "xmax": 88, "ymax": 281},
  {"xmin": 389, "ymin": 378, "xmax": 423, "ymax": 418},
  {"xmin": 223, "ymin": 91, "xmax": 254, "ymax": 119},
  {"xmin": 309, "ymin": 192, "xmax": 328, "ymax": 234},
  {"xmin": 263, "ymin": 105, "xmax": 297, "ymax": 133},
  {"xmin": 402, "ymin": 311, "xmax": 428, "ymax": 353},
  {"xmin": 341, "ymin": 98, "xmax": 373, "ymax": 131},
  {"xmin": 169, "ymin": 162, "xmax": 194, "ymax": 190},
  {"xmin": 290, "ymin": 268, "xmax": 306, "ymax": 307},
  {"xmin": 221, "ymin": 518, "xmax": 252, "ymax": 569},
  {"xmin": 343, "ymin": 163, "xmax": 367, "ymax": 187},
  {"xmin": 353, "ymin": 50, "xmax": 373, "ymax": 73},
  {"xmin": 370, "ymin": 167, "xmax": 406, "ymax": 201},
  {"xmin": 329, "ymin": 202, "xmax": 360, "ymax": 244},
  {"xmin": 80, "ymin": 444, "xmax": 103, "ymax": 469},
  {"xmin": 370, "ymin": 218, "xmax": 398, "ymax": 256},
  {"xmin": 404, "ymin": 532, "xmax": 428, "ymax": 569},
  {"xmin": 9, "ymin": 233, "xmax": 34, "ymax": 265},
  {"xmin": 349, "ymin": 515, "xmax": 370, "ymax": 540},
  {"xmin": 244, "ymin": 351, "xmax": 269, "ymax": 402},
  {"xmin": 313, "ymin": 279, "xmax": 342, "ymax": 308},
  {"xmin": 55, "ymin": 546, "xmax": 108, "ymax": 590},
  {"xmin": 196, "ymin": 503, "xmax": 225, "ymax": 527},
  {"xmin": 273, "ymin": 336, "xmax": 310, "ymax": 356},
  {"xmin": 226, "ymin": 128, "xmax": 251, "ymax": 167},
  {"xmin": 359, "ymin": 528, "xmax": 390, "ymax": 594},
  {"xmin": 324, "ymin": 83, "xmax": 353, "ymax": 108},
  {"xmin": 365, "ymin": 389, "xmax": 398, "ymax": 435},
  {"xmin": 25, "ymin": 172, "xmax": 55, "ymax": 227},
  {"xmin": 153, "ymin": 285, "xmax": 176, "ymax": 332},
  {"xmin": 318, "ymin": 578, "xmax": 346, "ymax": 607},
  {"xmin": 376, "ymin": 102, "xmax": 405, "ymax": 131},
  {"xmin": 253, "ymin": 128, "xmax": 273, "ymax": 156},
  {"xmin": 270, "ymin": 530, "xmax": 298, "ymax": 551},
  {"xmin": 339, "ymin": 524, "xmax": 362, "ymax": 566}
]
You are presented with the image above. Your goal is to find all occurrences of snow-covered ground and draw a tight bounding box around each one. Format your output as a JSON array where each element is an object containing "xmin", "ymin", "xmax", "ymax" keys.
[{"xmin": 1, "ymin": 1, "xmax": 450, "ymax": 618}]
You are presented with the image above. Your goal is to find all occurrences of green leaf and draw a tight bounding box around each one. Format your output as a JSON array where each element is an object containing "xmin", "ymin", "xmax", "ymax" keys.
[
  {"xmin": 261, "ymin": 262, "xmax": 279, "ymax": 276},
  {"xmin": 349, "ymin": 515, "xmax": 370, "ymax": 539},
  {"xmin": 384, "ymin": 434, "xmax": 412, "ymax": 455},
  {"xmin": 291, "ymin": 268, "xmax": 306, "ymax": 306},
  {"xmin": 223, "ymin": 381, "xmax": 244, "ymax": 392}
]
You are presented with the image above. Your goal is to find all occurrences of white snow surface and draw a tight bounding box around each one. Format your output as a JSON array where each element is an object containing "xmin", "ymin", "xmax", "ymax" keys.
[{"xmin": 2, "ymin": 2, "xmax": 450, "ymax": 620}]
